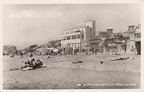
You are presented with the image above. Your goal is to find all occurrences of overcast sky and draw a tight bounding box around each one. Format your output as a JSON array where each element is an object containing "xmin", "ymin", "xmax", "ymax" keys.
[{"xmin": 3, "ymin": 4, "xmax": 140, "ymax": 49}]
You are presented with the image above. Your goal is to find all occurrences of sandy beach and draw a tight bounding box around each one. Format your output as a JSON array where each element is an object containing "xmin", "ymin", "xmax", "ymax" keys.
[{"xmin": 3, "ymin": 53, "xmax": 140, "ymax": 89}]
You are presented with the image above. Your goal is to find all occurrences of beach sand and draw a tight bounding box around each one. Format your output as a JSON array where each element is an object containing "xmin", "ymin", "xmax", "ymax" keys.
[{"xmin": 3, "ymin": 53, "xmax": 140, "ymax": 89}]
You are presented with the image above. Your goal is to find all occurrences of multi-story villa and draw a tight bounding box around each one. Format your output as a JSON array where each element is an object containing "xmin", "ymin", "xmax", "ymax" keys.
[
  {"xmin": 61, "ymin": 20, "xmax": 96, "ymax": 53},
  {"xmin": 128, "ymin": 24, "xmax": 141, "ymax": 55}
]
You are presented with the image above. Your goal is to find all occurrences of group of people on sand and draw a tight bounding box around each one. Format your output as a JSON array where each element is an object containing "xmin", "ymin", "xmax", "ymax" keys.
[
  {"xmin": 86, "ymin": 47, "xmax": 97, "ymax": 55},
  {"xmin": 10, "ymin": 54, "xmax": 46, "ymax": 71}
]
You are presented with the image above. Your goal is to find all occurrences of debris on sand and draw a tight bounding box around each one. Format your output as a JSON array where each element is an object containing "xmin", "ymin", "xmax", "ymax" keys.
[
  {"xmin": 100, "ymin": 61, "xmax": 103, "ymax": 64},
  {"xmin": 129, "ymin": 57, "xmax": 135, "ymax": 60},
  {"xmin": 72, "ymin": 61, "xmax": 83, "ymax": 64},
  {"xmin": 110, "ymin": 57, "xmax": 130, "ymax": 61},
  {"xmin": 47, "ymin": 55, "xmax": 52, "ymax": 59},
  {"xmin": 10, "ymin": 55, "xmax": 14, "ymax": 57}
]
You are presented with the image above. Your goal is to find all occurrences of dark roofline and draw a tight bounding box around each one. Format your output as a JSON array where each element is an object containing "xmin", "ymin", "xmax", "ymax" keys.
[
  {"xmin": 128, "ymin": 25, "xmax": 135, "ymax": 27},
  {"xmin": 106, "ymin": 29, "xmax": 113, "ymax": 30}
]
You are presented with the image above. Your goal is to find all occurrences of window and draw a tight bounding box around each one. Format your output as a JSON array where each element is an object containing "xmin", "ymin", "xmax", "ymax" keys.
[
  {"xmin": 77, "ymin": 34, "xmax": 80, "ymax": 39},
  {"xmin": 67, "ymin": 36, "xmax": 71, "ymax": 40},
  {"xmin": 137, "ymin": 33, "xmax": 141, "ymax": 38},
  {"xmin": 90, "ymin": 35, "xmax": 92, "ymax": 38},
  {"xmin": 90, "ymin": 29, "xmax": 92, "ymax": 32},
  {"xmin": 81, "ymin": 34, "xmax": 84, "ymax": 39},
  {"xmin": 75, "ymin": 30, "xmax": 80, "ymax": 32},
  {"xmin": 62, "ymin": 36, "xmax": 66, "ymax": 40},
  {"xmin": 72, "ymin": 35, "xmax": 76, "ymax": 39}
]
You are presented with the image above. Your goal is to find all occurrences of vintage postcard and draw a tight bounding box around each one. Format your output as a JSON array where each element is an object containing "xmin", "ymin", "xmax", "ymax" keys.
[{"xmin": 1, "ymin": 0, "xmax": 143, "ymax": 92}]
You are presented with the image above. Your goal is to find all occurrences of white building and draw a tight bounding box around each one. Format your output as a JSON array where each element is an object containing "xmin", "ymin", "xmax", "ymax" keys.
[
  {"xmin": 129, "ymin": 24, "xmax": 141, "ymax": 55},
  {"xmin": 61, "ymin": 20, "xmax": 96, "ymax": 53}
]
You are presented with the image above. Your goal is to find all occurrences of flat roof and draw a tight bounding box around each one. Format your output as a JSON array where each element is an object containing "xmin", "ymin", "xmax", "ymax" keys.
[
  {"xmin": 64, "ymin": 27, "xmax": 86, "ymax": 32},
  {"xmin": 86, "ymin": 20, "xmax": 96, "ymax": 22}
]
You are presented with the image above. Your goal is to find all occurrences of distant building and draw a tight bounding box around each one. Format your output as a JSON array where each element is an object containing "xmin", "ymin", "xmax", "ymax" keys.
[
  {"xmin": 107, "ymin": 29, "xmax": 113, "ymax": 35},
  {"xmin": 128, "ymin": 24, "xmax": 141, "ymax": 55},
  {"xmin": 104, "ymin": 30, "xmax": 119, "ymax": 54},
  {"xmin": 98, "ymin": 29, "xmax": 128, "ymax": 55},
  {"xmin": 3, "ymin": 45, "xmax": 17, "ymax": 55},
  {"xmin": 61, "ymin": 20, "xmax": 96, "ymax": 53},
  {"xmin": 101, "ymin": 24, "xmax": 141, "ymax": 55},
  {"xmin": 99, "ymin": 31, "xmax": 108, "ymax": 40},
  {"xmin": 122, "ymin": 31, "xmax": 130, "ymax": 38},
  {"xmin": 3, "ymin": 45, "xmax": 10, "ymax": 51},
  {"xmin": 35, "ymin": 47, "xmax": 49, "ymax": 55},
  {"xmin": 3, "ymin": 45, "xmax": 10, "ymax": 55},
  {"xmin": 61, "ymin": 20, "xmax": 141, "ymax": 55},
  {"xmin": 48, "ymin": 40, "xmax": 61, "ymax": 48}
]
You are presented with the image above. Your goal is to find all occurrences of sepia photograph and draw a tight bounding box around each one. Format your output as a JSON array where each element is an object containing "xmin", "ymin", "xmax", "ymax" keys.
[{"xmin": 2, "ymin": 4, "xmax": 141, "ymax": 89}]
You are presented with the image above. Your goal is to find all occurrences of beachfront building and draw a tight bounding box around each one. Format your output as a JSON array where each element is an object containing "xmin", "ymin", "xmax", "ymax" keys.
[
  {"xmin": 103, "ymin": 29, "xmax": 120, "ymax": 54},
  {"xmin": 98, "ymin": 28, "xmax": 128, "ymax": 55},
  {"xmin": 99, "ymin": 24, "xmax": 141, "ymax": 55},
  {"xmin": 3, "ymin": 45, "xmax": 10, "ymax": 55},
  {"xmin": 3, "ymin": 45, "xmax": 17, "ymax": 55},
  {"xmin": 118, "ymin": 24, "xmax": 141, "ymax": 55},
  {"xmin": 61, "ymin": 20, "xmax": 96, "ymax": 54},
  {"xmin": 128, "ymin": 24, "xmax": 141, "ymax": 55}
]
